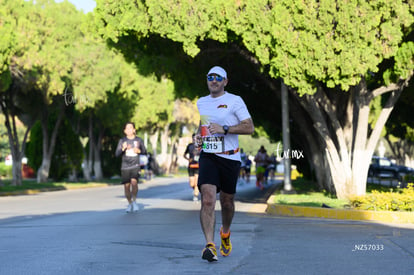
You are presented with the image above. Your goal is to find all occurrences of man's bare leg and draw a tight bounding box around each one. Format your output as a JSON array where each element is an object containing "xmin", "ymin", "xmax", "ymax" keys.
[
  {"xmin": 130, "ymin": 178, "xmax": 138, "ymax": 202},
  {"xmin": 124, "ymin": 182, "xmax": 132, "ymax": 203},
  {"xmin": 200, "ymin": 184, "xmax": 217, "ymax": 244},
  {"xmin": 220, "ymin": 191, "xmax": 235, "ymax": 234}
]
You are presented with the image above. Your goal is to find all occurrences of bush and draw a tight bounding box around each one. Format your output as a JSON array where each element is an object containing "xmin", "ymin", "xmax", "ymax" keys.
[
  {"xmin": 0, "ymin": 163, "xmax": 12, "ymax": 178},
  {"xmin": 350, "ymin": 183, "xmax": 414, "ymax": 212}
]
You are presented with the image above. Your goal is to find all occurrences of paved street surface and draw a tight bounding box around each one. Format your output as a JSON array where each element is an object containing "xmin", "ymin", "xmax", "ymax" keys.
[{"xmin": 0, "ymin": 176, "xmax": 413, "ymax": 275}]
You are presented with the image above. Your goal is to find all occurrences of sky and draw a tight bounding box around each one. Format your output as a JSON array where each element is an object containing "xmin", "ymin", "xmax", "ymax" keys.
[{"xmin": 56, "ymin": 0, "xmax": 96, "ymax": 13}]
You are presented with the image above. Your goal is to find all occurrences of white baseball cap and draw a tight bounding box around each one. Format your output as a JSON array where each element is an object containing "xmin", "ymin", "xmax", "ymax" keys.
[{"xmin": 207, "ymin": 66, "xmax": 227, "ymax": 79}]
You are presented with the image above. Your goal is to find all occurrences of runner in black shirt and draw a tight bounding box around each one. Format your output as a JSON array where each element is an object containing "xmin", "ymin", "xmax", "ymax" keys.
[
  {"xmin": 115, "ymin": 122, "xmax": 146, "ymax": 213},
  {"xmin": 184, "ymin": 134, "xmax": 200, "ymax": 201}
]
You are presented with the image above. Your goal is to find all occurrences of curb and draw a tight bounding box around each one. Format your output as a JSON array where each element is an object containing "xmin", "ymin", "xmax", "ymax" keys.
[{"xmin": 266, "ymin": 194, "xmax": 414, "ymax": 224}]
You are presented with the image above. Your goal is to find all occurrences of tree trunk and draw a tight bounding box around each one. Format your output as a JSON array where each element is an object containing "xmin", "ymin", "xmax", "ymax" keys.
[
  {"xmin": 93, "ymin": 127, "xmax": 104, "ymax": 180},
  {"xmin": 93, "ymin": 159, "xmax": 103, "ymax": 180},
  {"xmin": 149, "ymin": 130, "xmax": 160, "ymax": 174},
  {"xmin": 37, "ymin": 115, "xmax": 50, "ymax": 183},
  {"xmin": 81, "ymin": 114, "xmax": 94, "ymax": 181},
  {"xmin": 159, "ymin": 124, "xmax": 170, "ymax": 172},
  {"xmin": 289, "ymin": 76, "xmax": 409, "ymax": 199},
  {"xmin": 385, "ymin": 137, "xmax": 414, "ymax": 167},
  {"xmin": 12, "ymin": 158, "xmax": 23, "ymax": 186},
  {"xmin": 79, "ymin": 134, "xmax": 92, "ymax": 181},
  {"xmin": 168, "ymin": 139, "xmax": 179, "ymax": 174},
  {"xmin": 7, "ymin": 129, "xmax": 30, "ymax": 186},
  {"xmin": 149, "ymin": 130, "xmax": 159, "ymax": 155},
  {"xmin": 68, "ymin": 167, "xmax": 78, "ymax": 182},
  {"xmin": 82, "ymin": 157, "xmax": 92, "ymax": 181},
  {"xmin": 1, "ymin": 98, "xmax": 32, "ymax": 186},
  {"xmin": 37, "ymin": 158, "xmax": 51, "ymax": 183},
  {"xmin": 37, "ymin": 102, "xmax": 65, "ymax": 183}
]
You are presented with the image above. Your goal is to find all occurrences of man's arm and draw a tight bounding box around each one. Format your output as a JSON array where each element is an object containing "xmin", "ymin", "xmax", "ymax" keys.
[
  {"xmin": 208, "ymin": 118, "xmax": 254, "ymax": 135},
  {"xmin": 115, "ymin": 139, "xmax": 124, "ymax": 157},
  {"xmin": 194, "ymin": 122, "xmax": 203, "ymax": 150},
  {"xmin": 183, "ymin": 145, "xmax": 190, "ymax": 160}
]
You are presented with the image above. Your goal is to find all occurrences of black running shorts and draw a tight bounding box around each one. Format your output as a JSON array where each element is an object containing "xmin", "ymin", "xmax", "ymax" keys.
[
  {"xmin": 121, "ymin": 167, "xmax": 140, "ymax": 184},
  {"xmin": 188, "ymin": 167, "xmax": 199, "ymax": 177},
  {"xmin": 197, "ymin": 151, "xmax": 241, "ymax": 194}
]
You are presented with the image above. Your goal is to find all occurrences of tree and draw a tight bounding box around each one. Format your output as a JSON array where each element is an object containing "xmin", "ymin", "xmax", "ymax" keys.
[
  {"xmin": 132, "ymin": 74, "xmax": 175, "ymax": 171},
  {"xmin": 28, "ymin": 1, "xmax": 84, "ymax": 183},
  {"xmin": 96, "ymin": 0, "xmax": 414, "ymax": 198},
  {"xmin": 0, "ymin": 0, "xmax": 38, "ymax": 185},
  {"xmin": 26, "ymin": 109, "xmax": 83, "ymax": 181},
  {"xmin": 0, "ymin": 0, "xmax": 84, "ymax": 183}
]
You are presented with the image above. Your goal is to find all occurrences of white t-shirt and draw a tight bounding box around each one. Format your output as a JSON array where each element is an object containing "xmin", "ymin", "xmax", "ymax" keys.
[{"xmin": 197, "ymin": 92, "xmax": 251, "ymax": 162}]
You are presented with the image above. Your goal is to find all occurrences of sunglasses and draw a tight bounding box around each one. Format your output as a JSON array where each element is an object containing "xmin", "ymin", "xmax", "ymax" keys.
[{"xmin": 207, "ymin": 75, "xmax": 224, "ymax": 82}]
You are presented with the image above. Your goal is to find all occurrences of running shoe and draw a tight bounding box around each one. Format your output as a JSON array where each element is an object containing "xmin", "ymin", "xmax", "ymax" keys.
[
  {"xmin": 256, "ymin": 181, "xmax": 264, "ymax": 190},
  {"xmin": 201, "ymin": 243, "xmax": 218, "ymax": 262},
  {"xmin": 132, "ymin": 201, "xmax": 139, "ymax": 212},
  {"xmin": 220, "ymin": 227, "xmax": 232, "ymax": 256},
  {"xmin": 125, "ymin": 203, "xmax": 133, "ymax": 213}
]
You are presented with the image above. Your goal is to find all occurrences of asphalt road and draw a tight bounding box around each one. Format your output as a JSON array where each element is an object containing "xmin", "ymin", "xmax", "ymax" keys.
[{"xmin": 0, "ymin": 177, "xmax": 413, "ymax": 275}]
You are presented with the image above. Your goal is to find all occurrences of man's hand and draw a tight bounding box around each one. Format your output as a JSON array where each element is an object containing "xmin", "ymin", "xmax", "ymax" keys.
[
  {"xmin": 195, "ymin": 134, "xmax": 203, "ymax": 149},
  {"xmin": 208, "ymin": 123, "xmax": 225, "ymax": 135}
]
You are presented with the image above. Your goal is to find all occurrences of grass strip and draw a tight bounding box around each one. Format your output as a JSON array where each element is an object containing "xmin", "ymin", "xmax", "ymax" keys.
[
  {"xmin": 0, "ymin": 179, "xmax": 120, "ymax": 195},
  {"xmin": 274, "ymin": 178, "xmax": 348, "ymax": 209}
]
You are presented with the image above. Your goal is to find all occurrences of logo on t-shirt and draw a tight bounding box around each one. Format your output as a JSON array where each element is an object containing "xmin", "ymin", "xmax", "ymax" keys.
[{"xmin": 217, "ymin": 104, "xmax": 228, "ymax": 108}]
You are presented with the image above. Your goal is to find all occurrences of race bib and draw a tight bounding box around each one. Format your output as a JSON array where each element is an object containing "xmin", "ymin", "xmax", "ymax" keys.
[
  {"xmin": 125, "ymin": 149, "xmax": 138, "ymax": 157},
  {"xmin": 202, "ymin": 136, "xmax": 224, "ymax": 153}
]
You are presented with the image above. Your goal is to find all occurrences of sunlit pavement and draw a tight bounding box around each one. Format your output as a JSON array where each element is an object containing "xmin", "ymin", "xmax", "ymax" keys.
[{"xmin": 0, "ymin": 176, "xmax": 413, "ymax": 274}]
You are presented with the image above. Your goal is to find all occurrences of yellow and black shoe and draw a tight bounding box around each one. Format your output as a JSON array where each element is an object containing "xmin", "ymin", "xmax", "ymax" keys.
[
  {"xmin": 220, "ymin": 227, "xmax": 232, "ymax": 256},
  {"xmin": 202, "ymin": 242, "xmax": 218, "ymax": 262}
]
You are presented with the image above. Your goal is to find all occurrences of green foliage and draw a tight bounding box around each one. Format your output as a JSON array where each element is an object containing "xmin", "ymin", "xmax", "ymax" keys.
[
  {"xmin": 97, "ymin": 0, "xmax": 413, "ymax": 95},
  {"xmin": 133, "ymin": 74, "xmax": 175, "ymax": 130},
  {"xmin": 239, "ymin": 134, "xmax": 281, "ymax": 158},
  {"xmin": 350, "ymin": 183, "xmax": 414, "ymax": 211},
  {"xmin": 0, "ymin": 0, "xmax": 15, "ymax": 75},
  {"xmin": 391, "ymin": 41, "xmax": 414, "ymax": 83},
  {"xmin": 0, "ymin": 180, "xmax": 118, "ymax": 193},
  {"xmin": 0, "ymin": 162, "xmax": 12, "ymax": 178},
  {"xmin": 0, "ymin": 116, "xmax": 11, "ymax": 161},
  {"xmin": 0, "ymin": 180, "xmax": 63, "ymax": 192},
  {"xmin": 275, "ymin": 193, "xmax": 349, "ymax": 209},
  {"xmin": 49, "ymin": 118, "xmax": 83, "ymax": 181},
  {"xmin": 100, "ymin": 135, "xmax": 121, "ymax": 178},
  {"xmin": 26, "ymin": 114, "xmax": 83, "ymax": 180},
  {"xmin": 69, "ymin": 30, "xmax": 124, "ymax": 111},
  {"xmin": 289, "ymin": 178, "xmax": 321, "ymax": 193},
  {"xmin": 25, "ymin": 121, "xmax": 42, "ymax": 171},
  {"xmin": 387, "ymin": 81, "xmax": 414, "ymax": 137},
  {"xmin": 5, "ymin": 0, "xmax": 83, "ymax": 96},
  {"xmin": 274, "ymin": 178, "xmax": 348, "ymax": 208}
]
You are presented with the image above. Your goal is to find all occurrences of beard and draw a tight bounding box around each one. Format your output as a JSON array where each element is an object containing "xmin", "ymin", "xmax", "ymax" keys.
[{"xmin": 208, "ymin": 84, "xmax": 224, "ymax": 95}]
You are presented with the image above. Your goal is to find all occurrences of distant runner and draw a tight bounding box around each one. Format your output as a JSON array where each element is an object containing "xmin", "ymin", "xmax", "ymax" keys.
[{"xmin": 115, "ymin": 122, "xmax": 147, "ymax": 213}]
